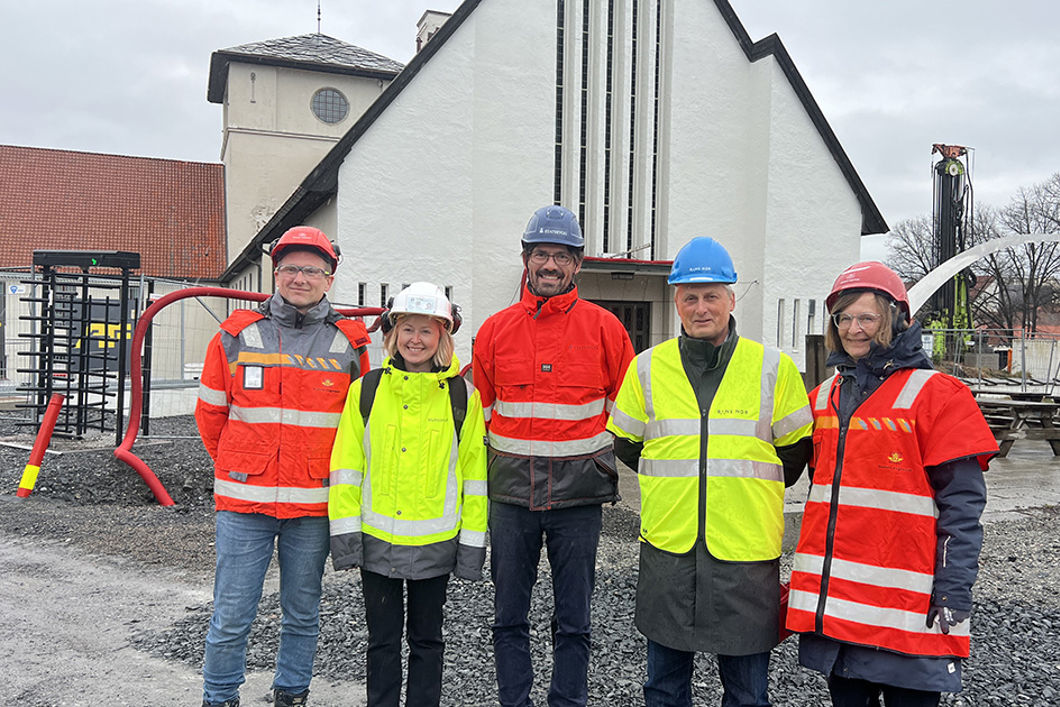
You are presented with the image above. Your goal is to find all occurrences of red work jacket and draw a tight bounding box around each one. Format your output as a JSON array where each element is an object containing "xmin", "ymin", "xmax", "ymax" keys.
[
  {"xmin": 472, "ymin": 284, "xmax": 634, "ymax": 509},
  {"xmin": 787, "ymin": 368, "xmax": 996, "ymax": 657},
  {"xmin": 195, "ymin": 300, "xmax": 370, "ymax": 518}
]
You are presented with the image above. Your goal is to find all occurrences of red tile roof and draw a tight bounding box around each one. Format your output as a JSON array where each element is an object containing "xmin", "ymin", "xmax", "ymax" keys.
[{"xmin": 0, "ymin": 144, "xmax": 226, "ymax": 279}]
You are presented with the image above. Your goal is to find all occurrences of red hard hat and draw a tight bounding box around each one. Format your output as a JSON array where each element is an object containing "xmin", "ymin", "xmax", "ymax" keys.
[
  {"xmin": 268, "ymin": 226, "xmax": 340, "ymax": 272},
  {"xmin": 826, "ymin": 261, "xmax": 910, "ymax": 316}
]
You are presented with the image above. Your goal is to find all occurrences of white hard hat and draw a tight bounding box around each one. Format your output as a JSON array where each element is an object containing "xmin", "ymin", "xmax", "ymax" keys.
[{"xmin": 387, "ymin": 282, "xmax": 459, "ymax": 332}]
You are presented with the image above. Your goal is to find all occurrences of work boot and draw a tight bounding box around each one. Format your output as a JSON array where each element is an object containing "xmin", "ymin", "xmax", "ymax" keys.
[
  {"xmin": 274, "ymin": 689, "xmax": 309, "ymax": 706},
  {"xmin": 201, "ymin": 699, "xmax": 239, "ymax": 707}
]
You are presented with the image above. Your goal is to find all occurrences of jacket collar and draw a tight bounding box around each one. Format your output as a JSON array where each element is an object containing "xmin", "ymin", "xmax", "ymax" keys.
[
  {"xmin": 678, "ymin": 317, "xmax": 739, "ymax": 370},
  {"xmin": 519, "ymin": 282, "xmax": 579, "ymax": 318},
  {"xmin": 829, "ymin": 320, "xmax": 934, "ymax": 390},
  {"xmin": 261, "ymin": 291, "xmax": 332, "ymax": 329},
  {"xmin": 383, "ymin": 354, "xmax": 461, "ymax": 381}
]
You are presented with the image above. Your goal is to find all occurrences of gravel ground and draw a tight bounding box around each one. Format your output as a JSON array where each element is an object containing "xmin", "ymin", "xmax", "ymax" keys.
[{"xmin": 1, "ymin": 412, "xmax": 1058, "ymax": 706}]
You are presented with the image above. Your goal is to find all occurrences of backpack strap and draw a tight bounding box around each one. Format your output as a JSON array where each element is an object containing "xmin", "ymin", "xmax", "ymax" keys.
[
  {"xmin": 358, "ymin": 368, "xmax": 385, "ymax": 429},
  {"xmin": 358, "ymin": 368, "xmax": 468, "ymax": 442},
  {"xmin": 447, "ymin": 375, "xmax": 468, "ymax": 441}
]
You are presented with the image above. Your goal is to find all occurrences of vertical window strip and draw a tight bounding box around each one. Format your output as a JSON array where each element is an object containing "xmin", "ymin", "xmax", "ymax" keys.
[
  {"xmin": 554, "ymin": 0, "xmax": 566, "ymax": 205},
  {"xmin": 603, "ymin": 0, "xmax": 615, "ymax": 253},
  {"xmin": 651, "ymin": 0, "xmax": 662, "ymax": 259},
  {"xmin": 626, "ymin": 0, "xmax": 639, "ymax": 254},
  {"xmin": 777, "ymin": 299, "xmax": 786, "ymax": 347},
  {"xmin": 579, "ymin": 0, "xmax": 590, "ymax": 226}
]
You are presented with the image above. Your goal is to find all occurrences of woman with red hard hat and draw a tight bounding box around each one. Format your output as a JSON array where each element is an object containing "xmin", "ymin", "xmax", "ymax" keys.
[{"xmin": 786, "ymin": 261, "xmax": 998, "ymax": 706}]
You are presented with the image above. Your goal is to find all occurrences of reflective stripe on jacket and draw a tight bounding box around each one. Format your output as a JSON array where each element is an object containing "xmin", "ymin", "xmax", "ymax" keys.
[
  {"xmin": 328, "ymin": 355, "xmax": 488, "ymax": 578},
  {"xmin": 472, "ymin": 284, "xmax": 634, "ymax": 509},
  {"xmin": 606, "ymin": 336, "xmax": 812, "ymax": 559},
  {"xmin": 787, "ymin": 369, "xmax": 997, "ymax": 658},
  {"xmin": 194, "ymin": 296, "xmax": 370, "ymax": 518}
]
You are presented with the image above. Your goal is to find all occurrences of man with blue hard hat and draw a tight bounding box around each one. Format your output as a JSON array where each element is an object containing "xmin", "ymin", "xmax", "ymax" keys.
[
  {"xmin": 473, "ymin": 205, "xmax": 635, "ymax": 707},
  {"xmin": 607, "ymin": 236, "xmax": 813, "ymax": 706}
]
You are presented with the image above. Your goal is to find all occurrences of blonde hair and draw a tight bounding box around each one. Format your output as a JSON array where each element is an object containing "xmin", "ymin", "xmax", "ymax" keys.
[
  {"xmin": 825, "ymin": 291, "xmax": 896, "ymax": 354},
  {"xmin": 383, "ymin": 314, "xmax": 454, "ymax": 370}
]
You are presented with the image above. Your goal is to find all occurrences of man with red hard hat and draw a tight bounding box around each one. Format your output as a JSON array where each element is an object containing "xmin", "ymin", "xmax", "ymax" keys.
[{"xmin": 195, "ymin": 225, "xmax": 371, "ymax": 707}]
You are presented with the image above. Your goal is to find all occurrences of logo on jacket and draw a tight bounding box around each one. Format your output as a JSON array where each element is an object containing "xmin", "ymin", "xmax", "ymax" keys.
[
  {"xmin": 321, "ymin": 378, "xmax": 335, "ymax": 387},
  {"xmin": 878, "ymin": 450, "xmax": 910, "ymax": 474}
]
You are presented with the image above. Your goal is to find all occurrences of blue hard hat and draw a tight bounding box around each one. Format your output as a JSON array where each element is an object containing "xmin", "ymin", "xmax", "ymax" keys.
[
  {"xmin": 668, "ymin": 237, "xmax": 738, "ymax": 285},
  {"xmin": 521, "ymin": 205, "xmax": 584, "ymax": 249}
]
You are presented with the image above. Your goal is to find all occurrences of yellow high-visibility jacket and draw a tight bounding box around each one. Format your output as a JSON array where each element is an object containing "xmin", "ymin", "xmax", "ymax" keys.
[
  {"xmin": 329, "ymin": 355, "xmax": 488, "ymax": 580},
  {"xmin": 607, "ymin": 337, "xmax": 812, "ymax": 560}
]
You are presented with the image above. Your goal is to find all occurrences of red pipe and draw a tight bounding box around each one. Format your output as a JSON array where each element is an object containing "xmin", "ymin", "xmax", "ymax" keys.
[
  {"xmin": 114, "ymin": 287, "xmax": 384, "ymax": 506},
  {"xmin": 16, "ymin": 393, "xmax": 66, "ymax": 498}
]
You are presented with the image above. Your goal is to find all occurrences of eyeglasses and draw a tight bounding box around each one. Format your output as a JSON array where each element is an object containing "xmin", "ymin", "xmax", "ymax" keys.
[
  {"xmin": 528, "ymin": 250, "xmax": 574, "ymax": 266},
  {"xmin": 833, "ymin": 312, "xmax": 882, "ymax": 329},
  {"xmin": 275, "ymin": 264, "xmax": 331, "ymax": 279}
]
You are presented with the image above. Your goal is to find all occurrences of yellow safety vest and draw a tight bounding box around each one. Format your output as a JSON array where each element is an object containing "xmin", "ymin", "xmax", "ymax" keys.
[{"xmin": 607, "ymin": 337, "xmax": 812, "ymax": 560}]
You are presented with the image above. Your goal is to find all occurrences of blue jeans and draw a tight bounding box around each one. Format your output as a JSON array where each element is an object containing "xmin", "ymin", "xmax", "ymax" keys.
[
  {"xmin": 202, "ymin": 511, "xmax": 330, "ymax": 705},
  {"xmin": 490, "ymin": 502, "xmax": 602, "ymax": 707},
  {"xmin": 644, "ymin": 640, "xmax": 771, "ymax": 707}
]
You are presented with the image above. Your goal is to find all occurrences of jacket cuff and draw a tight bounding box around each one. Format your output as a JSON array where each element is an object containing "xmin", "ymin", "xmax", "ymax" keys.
[
  {"xmin": 330, "ymin": 532, "xmax": 363, "ymax": 571},
  {"xmin": 454, "ymin": 543, "xmax": 486, "ymax": 580}
]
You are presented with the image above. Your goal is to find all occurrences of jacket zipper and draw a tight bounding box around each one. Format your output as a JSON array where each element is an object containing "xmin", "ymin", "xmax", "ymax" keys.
[{"xmin": 816, "ymin": 377, "xmax": 847, "ymax": 633}]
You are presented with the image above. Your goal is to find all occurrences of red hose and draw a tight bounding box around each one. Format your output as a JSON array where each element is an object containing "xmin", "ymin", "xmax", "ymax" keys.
[{"xmin": 114, "ymin": 287, "xmax": 384, "ymax": 505}]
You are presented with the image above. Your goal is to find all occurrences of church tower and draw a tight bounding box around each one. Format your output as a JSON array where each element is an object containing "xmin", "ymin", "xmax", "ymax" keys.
[{"xmin": 207, "ymin": 34, "xmax": 404, "ymax": 263}]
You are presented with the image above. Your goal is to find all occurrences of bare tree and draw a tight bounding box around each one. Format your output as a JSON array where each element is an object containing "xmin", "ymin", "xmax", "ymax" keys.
[
  {"xmin": 886, "ymin": 216, "xmax": 934, "ymax": 281},
  {"xmin": 887, "ymin": 172, "xmax": 1060, "ymax": 336},
  {"xmin": 962, "ymin": 176, "xmax": 1060, "ymax": 334}
]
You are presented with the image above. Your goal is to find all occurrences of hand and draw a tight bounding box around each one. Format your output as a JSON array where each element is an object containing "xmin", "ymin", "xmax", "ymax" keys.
[{"xmin": 926, "ymin": 605, "xmax": 970, "ymax": 634}]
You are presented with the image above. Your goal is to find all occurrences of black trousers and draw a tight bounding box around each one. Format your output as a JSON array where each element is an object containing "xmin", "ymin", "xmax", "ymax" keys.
[
  {"xmin": 361, "ymin": 569, "xmax": 449, "ymax": 707},
  {"xmin": 828, "ymin": 674, "xmax": 941, "ymax": 707}
]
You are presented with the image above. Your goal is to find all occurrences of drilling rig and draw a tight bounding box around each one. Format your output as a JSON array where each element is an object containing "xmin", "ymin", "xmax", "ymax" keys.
[{"xmin": 929, "ymin": 143, "xmax": 976, "ymax": 346}]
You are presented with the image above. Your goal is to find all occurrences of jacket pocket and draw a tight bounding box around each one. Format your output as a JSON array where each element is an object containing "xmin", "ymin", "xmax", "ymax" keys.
[
  {"xmin": 559, "ymin": 360, "xmax": 606, "ymax": 391},
  {"xmin": 424, "ymin": 428, "xmax": 445, "ymax": 500},
  {"xmin": 495, "ymin": 358, "xmax": 534, "ymax": 387},
  {"xmin": 307, "ymin": 455, "xmax": 331, "ymax": 482},
  {"xmin": 215, "ymin": 448, "xmax": 271, "ymax": 480}
]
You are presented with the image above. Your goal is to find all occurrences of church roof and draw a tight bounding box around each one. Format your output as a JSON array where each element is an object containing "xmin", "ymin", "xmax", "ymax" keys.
[
  {"xmin": 225, "ymin": 0, "xmax": 888, "ymax": 279},
  {"xmin": 0, "ymin": 145, "xmax": 226, "ymax": 280},
  {"xmin": 208, "ymin": 34, "xmax": 404, "ymax": 103}
]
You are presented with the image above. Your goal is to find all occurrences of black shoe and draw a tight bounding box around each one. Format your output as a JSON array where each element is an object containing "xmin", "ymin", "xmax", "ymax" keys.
[
  {"xmin": 202, "ymin": 699, "xmax": 239, "ymax": 707},
  {"xmin": 274, "ymin": 689, "xmax": 309, "ymax": 707}
]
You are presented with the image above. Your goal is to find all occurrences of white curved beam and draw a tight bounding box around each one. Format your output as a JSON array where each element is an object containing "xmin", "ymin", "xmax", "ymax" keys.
[{"xmin": 907, "ymin": 233, "xmax": 1060, "ymax": 316}]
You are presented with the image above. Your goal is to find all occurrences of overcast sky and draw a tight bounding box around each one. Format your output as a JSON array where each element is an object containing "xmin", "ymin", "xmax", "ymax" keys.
[{"xmin": 3, "ymin": 1, "xmax": 1058, "ymax": 260}]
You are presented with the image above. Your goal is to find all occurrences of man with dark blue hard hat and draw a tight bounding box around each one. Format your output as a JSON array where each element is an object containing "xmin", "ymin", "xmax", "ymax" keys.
[
  {"xmin": 607, "ymin": 237, "xmax": 813, "ymax": 707},
  {"xmin": 473, "ymin": 205, "xmax": 635, "ymax": 707}
]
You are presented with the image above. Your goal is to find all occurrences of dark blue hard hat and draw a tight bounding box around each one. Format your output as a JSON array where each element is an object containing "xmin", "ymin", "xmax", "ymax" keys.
[{"xmin": 521, "ymin": 205, "xmax": 584, "ymax": 249}]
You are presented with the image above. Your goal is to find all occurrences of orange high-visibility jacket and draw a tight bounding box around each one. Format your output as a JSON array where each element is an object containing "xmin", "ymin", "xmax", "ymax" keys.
[
  {"xmin": 195, "ymin": 299, "xmax": 370, "ymax": 518},
  {"xmin": 787, "ymin": 369, "xmax": 996, "ymax": 657},
  {"xmin": 472, "ymin": 284, "xmax": 634, "ymax": 509}
]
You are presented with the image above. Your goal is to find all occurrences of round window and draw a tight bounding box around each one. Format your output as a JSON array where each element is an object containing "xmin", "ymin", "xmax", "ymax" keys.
[{"xmin": 311, "ymin": 88, "xmax": 349, "ymax": 124}]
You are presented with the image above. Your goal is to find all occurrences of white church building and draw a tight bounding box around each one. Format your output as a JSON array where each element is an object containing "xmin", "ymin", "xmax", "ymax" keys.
[{"xmin": 209, "ymin": 0, "xmax": 887, "ymax": 369}]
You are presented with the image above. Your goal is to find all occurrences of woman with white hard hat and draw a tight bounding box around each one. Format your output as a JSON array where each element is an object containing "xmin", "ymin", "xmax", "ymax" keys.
[
  {"xmin": 328, "ymin": 282, "xmax": 488, "ymax": 707},
  {"xmin": 786, "ymin": 261, "xmax": 998, "ymax": 706}
]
